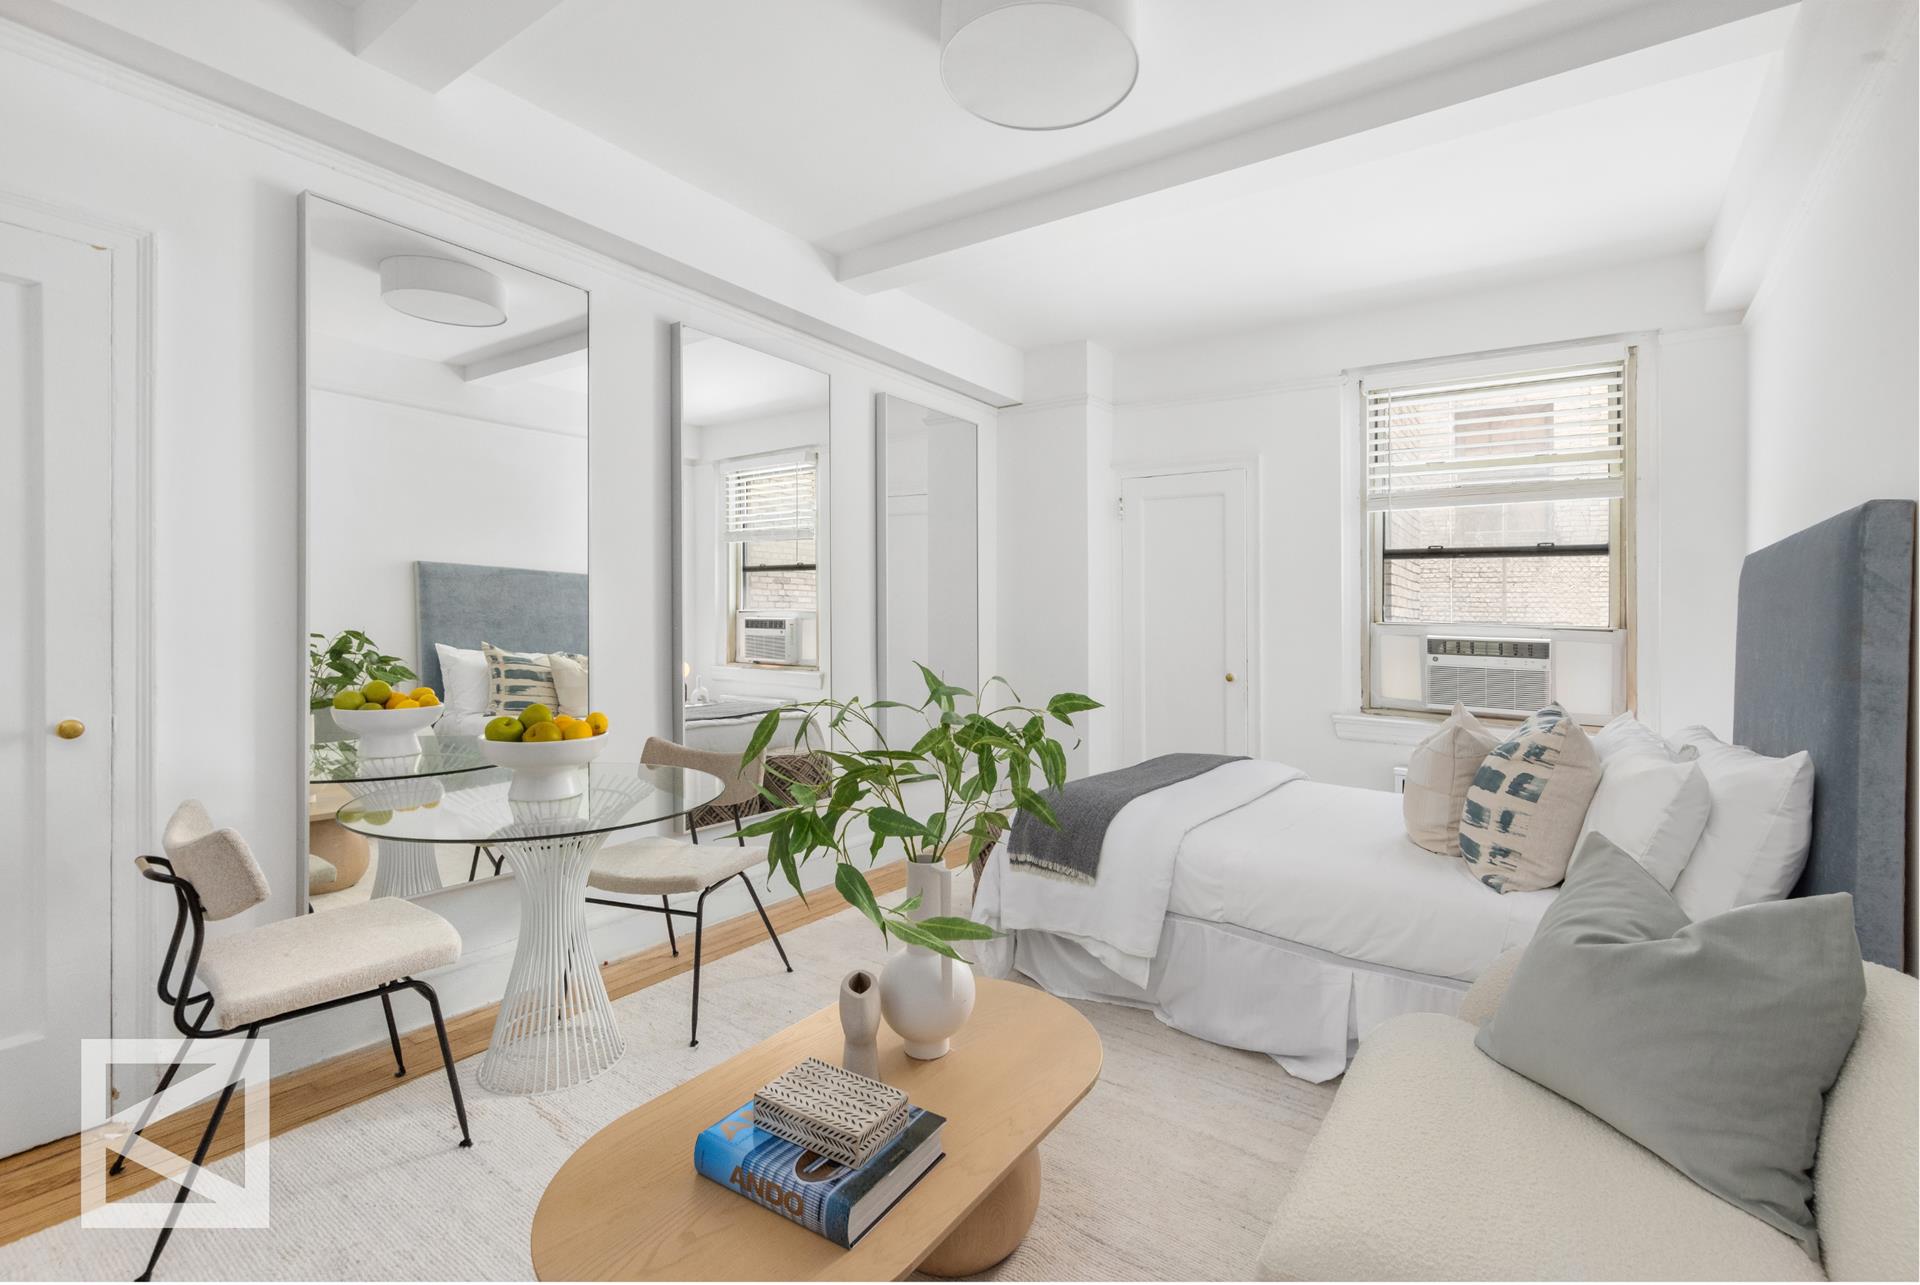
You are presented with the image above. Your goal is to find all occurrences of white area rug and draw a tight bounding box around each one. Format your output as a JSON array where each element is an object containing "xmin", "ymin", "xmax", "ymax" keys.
[{"xmin": 1, "ymin": 904, "xmax": 1335, "ymax": 1281}]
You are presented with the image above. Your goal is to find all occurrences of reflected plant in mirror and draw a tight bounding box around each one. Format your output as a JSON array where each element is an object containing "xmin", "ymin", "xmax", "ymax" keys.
[
  {"xmin": 737, "ymin": 668, "xmax": 1100, "ymax": 958},
  {"xmin": 309, "ymin": 629, "xmax": 416, "ymax": 710}
]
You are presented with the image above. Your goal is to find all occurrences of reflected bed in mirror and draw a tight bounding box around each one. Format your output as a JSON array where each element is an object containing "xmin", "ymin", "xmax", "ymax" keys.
[
  {"xmin": 876, "ymin": 394, "xmax": 979, "ymax": 744},
  {"xmin": 302, "ymin": 194, "xmax": 589, "ymax": 909},
  {"xmin": 673, "ymin": 326, "xmax": 830, "ymax": 755}
]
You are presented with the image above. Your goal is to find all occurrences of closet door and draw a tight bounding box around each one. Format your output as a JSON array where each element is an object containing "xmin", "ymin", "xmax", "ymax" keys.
[
  {"xmin": 1119, "ymin": 467, "xmax": 1252, "ymax": 763},
  {"xmin": 0, "ymin": 220, "xmax": 115, "ymax": 1157}
]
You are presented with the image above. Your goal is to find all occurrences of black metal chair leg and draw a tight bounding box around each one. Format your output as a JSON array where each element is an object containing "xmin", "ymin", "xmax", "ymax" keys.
[
  {"xmin": 689, "ymin": 887, "xmax": 713, "ymax": 1048},
  {"xmin": 467, "ymin": 846, "xmax": 483, "ymax": 882},
  {"xmin": 662, "ymin": 896, "xmax": 678, "ymax": 956},
  {"xmin": 137, "ymin": 1025, "xmax": 259, "ymax": 1282},
  {"xmin": 410, "ymin": 980, "xmax": 472, "ymax": 1148},
  {"xmin": 380, "ymin": 992, "xmax": 406, "ymax": 1077},
  {"xmin": 109, "ymin": 1035, "xmax": 193, "ymax": 1177},
  {"xmin": 738, "ymin": 873, "xmax": 792, "ymax": 972}
]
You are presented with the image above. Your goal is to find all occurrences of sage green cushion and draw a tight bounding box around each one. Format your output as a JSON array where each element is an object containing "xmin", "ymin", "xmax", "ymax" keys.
[{"xmin": 1475, "ymin": 835, "xmax": 1864, "ymax": 1260}]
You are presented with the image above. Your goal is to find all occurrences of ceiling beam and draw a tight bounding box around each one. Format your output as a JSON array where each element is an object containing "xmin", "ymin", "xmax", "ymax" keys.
[
  {"xmin": 353, "ymin": 0, "xmax": 563, "ymax": 93},
  {"xmin": 458, "ymin": 326, "xmax": 588, "ymax": 384},
  {"xmin": 832, "ymin": 0, "xmax": 1800, "ymax": 294},
  {"xmin": 1704, "ymin": 0, "xmax": 1916, "ymax": 313}
]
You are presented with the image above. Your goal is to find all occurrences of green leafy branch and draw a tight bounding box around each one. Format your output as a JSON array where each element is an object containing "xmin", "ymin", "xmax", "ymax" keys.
[
  {"xmin": 309, "ymin": 630, "xmax": 417, "ymax": 710},
  {"xmin": 736, "ymin": 665, "xmax": 1099, "ymax": 960}
]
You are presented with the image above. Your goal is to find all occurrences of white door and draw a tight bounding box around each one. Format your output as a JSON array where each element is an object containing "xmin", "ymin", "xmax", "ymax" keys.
[
  {"xmin": 1120, "ymin": 468, "xmax": 1252, "ymax": 762},
  {"xmin": 0, "ymin": 221, "xmax": 115, "ymax": 1157}
]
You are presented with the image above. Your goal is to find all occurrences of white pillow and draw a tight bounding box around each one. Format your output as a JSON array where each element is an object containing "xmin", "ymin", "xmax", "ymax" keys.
[
  {"xmin": 434, "ymin": 643, "xmax": 490, "ymax": 719},
  {"xmin": 1666, "ymin": 725, "xmax": 1815, "ymax": 920},
  {"xmin": 1592, "ymin": 712, "xmax": 1698, "ymax": 763},
  {"xmin": 550, "ymin": 651, "xmax": 590, "ymax": 718},
  {"xmin": 1575, "ymin": 751, "xmax": 1711, "ymax": 889}
]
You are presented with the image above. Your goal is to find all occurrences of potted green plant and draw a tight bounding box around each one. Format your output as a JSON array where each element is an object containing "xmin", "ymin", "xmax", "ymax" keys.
[
  {"xmin": 308, "ymin": 630, "xmax": 416, "ymax": 742},
  {"xmin": 739, "ymin": 665, "xmax": 1098, "ymax": 1059}
]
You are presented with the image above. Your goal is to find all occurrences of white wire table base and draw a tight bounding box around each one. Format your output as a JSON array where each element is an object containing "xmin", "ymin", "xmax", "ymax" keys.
[
  {"xmin": 478, "ymin": 829, "xmax": 624, "ymax": 1095},
  {"xmin": 339, "ymin": 778, "xmax": 447, "ymax": 900}
]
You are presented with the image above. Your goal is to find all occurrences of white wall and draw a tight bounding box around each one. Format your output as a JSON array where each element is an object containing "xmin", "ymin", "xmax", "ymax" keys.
[
  {"xmin": 306, "ymin": 391, "xmax": 588, "ymax": 677},
  {"xmin": 1745, "ymin": 39, "xmax": 1918, "ymax": 547},
  {"xmin": 0, "ymin": 38, "xmax": 1000, "ymax": 1078},
  {"xmin": 1740, "ymin": 32, "xmax": 1918, "ymax": 966},
  {"xmin": 1057, "ymin": 253, "xmax": 1751, "ymax": 790}
]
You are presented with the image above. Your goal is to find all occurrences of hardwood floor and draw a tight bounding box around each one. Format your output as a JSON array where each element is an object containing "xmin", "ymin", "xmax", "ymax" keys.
[{"xmin": 0, "ymin": 859, "xmax": 916, "ymax": 1249}]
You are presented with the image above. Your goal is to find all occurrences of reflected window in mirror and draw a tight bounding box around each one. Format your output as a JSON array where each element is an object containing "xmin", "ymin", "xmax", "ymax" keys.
[
  {"xmin": 674, "ymin": 327, "xmax": 830, "ymax": 756},
  {"xmin": 302, "ymin": 194, "xmax": 590, "ymax": 909}
]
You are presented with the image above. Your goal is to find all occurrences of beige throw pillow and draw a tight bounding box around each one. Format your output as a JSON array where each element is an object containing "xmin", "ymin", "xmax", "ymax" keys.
[
  {"xmin": 1402, "ymin": 703, "xmax": 1497, "ymax": 854},
  {"xmin": 549, "ymin": 651, "xmax": 590, "ymax": 718},
  {"xmin": 1459, "ymin": 704, "xmax": 1603, "ymax": 893}
]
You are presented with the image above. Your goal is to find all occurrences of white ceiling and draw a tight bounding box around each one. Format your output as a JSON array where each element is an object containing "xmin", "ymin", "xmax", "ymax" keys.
[
  {"xmin": 313, "ymin": 0, "xmax": 1803, "ymax": 355},
  {"xmin": 680, "ymin": 330, "xmax": 831, "ymax": 427}
]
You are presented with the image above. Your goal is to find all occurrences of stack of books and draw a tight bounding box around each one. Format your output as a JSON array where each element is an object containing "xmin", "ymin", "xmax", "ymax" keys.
[{"xmin": 693, "ymin": 1058, "xmax": 946, "ymax": 1248}]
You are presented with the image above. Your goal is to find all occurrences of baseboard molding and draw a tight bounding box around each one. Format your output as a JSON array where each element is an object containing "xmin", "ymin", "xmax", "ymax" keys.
[{"xmin": 0, "ymin": 857, "xmax": 921, "ymax": 1249}]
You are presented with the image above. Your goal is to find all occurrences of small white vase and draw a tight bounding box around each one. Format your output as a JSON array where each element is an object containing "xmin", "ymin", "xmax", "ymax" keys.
[
  {"xmin": 879, "ymin": 859, "xmax": 976, "ymax": 1060},
  {"xmin": 839, "ymin": 969, "xmax": 882, "ymax": 1080}
]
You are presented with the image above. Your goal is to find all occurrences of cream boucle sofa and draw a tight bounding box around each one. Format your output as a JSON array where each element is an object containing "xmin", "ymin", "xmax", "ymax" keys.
[{"xmin": 1258, "ymin": 951, "xmax": 1918, "ymax": 1281}]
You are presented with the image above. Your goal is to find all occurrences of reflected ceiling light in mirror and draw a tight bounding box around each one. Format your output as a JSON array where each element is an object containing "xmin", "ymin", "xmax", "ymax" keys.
[
  {"xmin": 378, "ymin": 254, "xmax": 508, "ymax": 327},
  {"xmin": 939, "ymin": 0, "xmax": 1138, "ymax": 130}
]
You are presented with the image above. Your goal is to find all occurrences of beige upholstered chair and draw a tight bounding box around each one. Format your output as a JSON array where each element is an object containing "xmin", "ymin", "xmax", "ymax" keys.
[
  {"xmin": 586, "ymin": 737, "xmax": 793, "ymax": 1047},
  {"xmin": 123, "ymin": 801, "xmax": 470, "ymax": 1281}
]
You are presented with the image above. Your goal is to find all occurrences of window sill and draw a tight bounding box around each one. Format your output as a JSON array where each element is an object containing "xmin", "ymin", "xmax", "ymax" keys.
[{"xmin": 1330, "ymin": 711, "xmax": 1442, "ymax": 746}]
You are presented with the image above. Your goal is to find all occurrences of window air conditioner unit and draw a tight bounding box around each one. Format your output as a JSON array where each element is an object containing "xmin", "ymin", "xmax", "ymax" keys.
[
  {"xmin": 1423, "ymin": 636, "xmax": 1551, "ymax": 717},
  {"xmin": 737, "ymin": 611, "xmax": 809, "ymax": 664}
]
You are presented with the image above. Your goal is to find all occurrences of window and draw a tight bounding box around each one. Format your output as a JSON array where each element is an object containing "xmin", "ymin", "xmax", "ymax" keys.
[
  {"xmin": 1362, "ymin": 354, "xmax": 1632, "ymax": 713},
  {"xmin": 722, "ymin": 453, "xmax": 820, "ymax": 667}
]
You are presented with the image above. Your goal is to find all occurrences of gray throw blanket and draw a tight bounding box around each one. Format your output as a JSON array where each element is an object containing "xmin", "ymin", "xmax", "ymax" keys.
[{"xmin": 1007, "ymin": 753, "xmax": 1245, "ymax": 884}]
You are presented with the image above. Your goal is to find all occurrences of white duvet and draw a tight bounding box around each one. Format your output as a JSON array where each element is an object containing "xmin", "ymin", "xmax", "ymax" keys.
[{"xmin": 977, "ymin": 766, "xmax": 1554, "ymax": 989}]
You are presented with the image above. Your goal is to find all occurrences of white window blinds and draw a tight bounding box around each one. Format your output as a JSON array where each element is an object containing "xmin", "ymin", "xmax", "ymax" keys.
[
  {"xmin": 723, "ymin": 456, "xmax": 816, "ymax": 544},
  {"xmin": 1365, "ymin": 359, "xmax": 1626, "ymax": 510}
]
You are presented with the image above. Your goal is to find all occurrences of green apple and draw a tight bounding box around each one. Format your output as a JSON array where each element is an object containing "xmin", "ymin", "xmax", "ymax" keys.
[
  {"xmin": 518, "ymin": 703, "xmax": 554, "ymax": 727},
  {"xmin": 484, "ymin": 716, "xmax": 525, "ymax": 742},
  {"xmin": 361, "ymin": 680, "xmax": 393, "ymax": 705},
  {"xmin": 331, "ymin": 690, "xmax": 366, "ymax": 711}
]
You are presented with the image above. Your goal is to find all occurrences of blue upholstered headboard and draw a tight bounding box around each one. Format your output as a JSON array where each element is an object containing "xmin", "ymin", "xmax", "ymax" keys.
[
  {"xmin": 414, "ymin": 560, "xmax": 588, "ymax": 695},
  {"xmin": 1732, "ymin": 500, "xmax": 1915, "ymax": 969}
]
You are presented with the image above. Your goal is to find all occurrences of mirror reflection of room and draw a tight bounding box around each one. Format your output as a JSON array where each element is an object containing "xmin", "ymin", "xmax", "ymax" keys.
[
  {"xmin": 877, "ymin": 394, "xmax": 980, "ymax": 746},
  {"xmin": 676, "ymin": 328, "xmax": 830, "ymax": 755},
  {"xmin": 304, "ymin": 196, "xmax": 589, "ymax": 909}
]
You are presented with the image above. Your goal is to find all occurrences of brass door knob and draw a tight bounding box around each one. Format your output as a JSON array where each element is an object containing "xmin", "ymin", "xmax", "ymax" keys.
[
  {"xmin": 1224, "ymin": 673, "xmax": 1236, "ymax": 683},
  {"xmin": 55, "ymin": 719, "xmax": 85, "ymax": 740}
]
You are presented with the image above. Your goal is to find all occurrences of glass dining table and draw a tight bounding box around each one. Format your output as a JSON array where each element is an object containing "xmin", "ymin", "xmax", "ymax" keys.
[
  {"xmin": 332, "ymin": 761, "xmax": 725, "ymax": 1096},
  {"xmin": 309, "ymin": 736, "xmax": 495, "ymax": 899}
]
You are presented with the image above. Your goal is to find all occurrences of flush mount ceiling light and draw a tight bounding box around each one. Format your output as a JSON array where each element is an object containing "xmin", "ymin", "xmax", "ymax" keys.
[
  {"xmin": 378, "ymin": 255, "xmax": 507, "ymax": 327},
  {"xmin": 940, "ymin": 0, "xmax": 1138, "ymax": 130}
]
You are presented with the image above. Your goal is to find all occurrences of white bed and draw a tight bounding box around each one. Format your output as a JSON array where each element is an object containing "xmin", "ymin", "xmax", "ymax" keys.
[{"xmin": 973, "ymin": 768, "xmax": 1557, "ymax": 1081}]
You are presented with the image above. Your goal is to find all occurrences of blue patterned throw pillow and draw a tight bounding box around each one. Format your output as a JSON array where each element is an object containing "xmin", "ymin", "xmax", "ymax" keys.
[
  {"xmin": 1459, "ymin": 704, "xmax": 1603, "ymax": 893},
  {"xmin": 482, "ymin": 642, "xmax": 558, "ymax": 718}
]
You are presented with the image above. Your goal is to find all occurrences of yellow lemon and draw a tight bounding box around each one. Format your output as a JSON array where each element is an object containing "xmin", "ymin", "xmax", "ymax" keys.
[
  {"xmin": 554, "ymin": 714, "xmax": 578, "ymax": 729},
  {"xmin": 413, "ymin": 691, "xmax": 440, "ymax": 707},
  {"xmin": 561, "ymin": 720, "xmax": 593, "ymax": 740},
  {"xmin": 586, "ymin": 711, "xmax": 609, "ymax": 735},
  {"xmin": 393, "ymin": 698, "xmax": 422, "ymax": 710},
  {"xmin": 385, "ymin": 692, "xmax": 409, "ymax": 710},
  {"xmin": 524, "ymin": 720, "xmax": 563, "ymax": 743}
]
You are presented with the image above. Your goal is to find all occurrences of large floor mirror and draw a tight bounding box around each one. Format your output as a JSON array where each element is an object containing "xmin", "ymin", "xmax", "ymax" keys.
[
  {"xmin": 301, "ymin": 194, "xmax": 590, "ymax": 910},
  {"xmin": 672, "ymin": 326, "xmax": 830, "ymax": 758},
  {"xmin": 876, "ymin": 394, "xmax": 979, "ymax": 743}
]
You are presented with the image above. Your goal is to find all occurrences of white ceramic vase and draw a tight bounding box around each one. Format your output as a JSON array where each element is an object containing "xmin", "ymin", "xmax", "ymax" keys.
[
  {"xmin": 879, "ymin": 859, "xmax": 976, "ymax": 1060},
  {"xmin": 838, "ymin": 969, "xmax": 882, "ymax": 1080}
]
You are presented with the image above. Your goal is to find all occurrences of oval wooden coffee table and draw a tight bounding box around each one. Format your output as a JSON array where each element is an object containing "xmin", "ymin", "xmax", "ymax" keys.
[{"xmin": 531, "ymin": 978, "xmax": 1102, "ymax": 1280}]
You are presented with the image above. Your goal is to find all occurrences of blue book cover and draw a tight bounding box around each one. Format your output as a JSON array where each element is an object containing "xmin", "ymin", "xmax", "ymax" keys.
[{"xmin": 693, "ymin": 1100, "xmax": 946, "ymax": 1247}]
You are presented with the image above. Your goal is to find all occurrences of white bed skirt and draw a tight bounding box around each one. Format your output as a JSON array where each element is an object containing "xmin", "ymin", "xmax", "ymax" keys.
[{"xmin": 981, "ymin": 917, "xmax": 1470, "ymax": 1083}]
